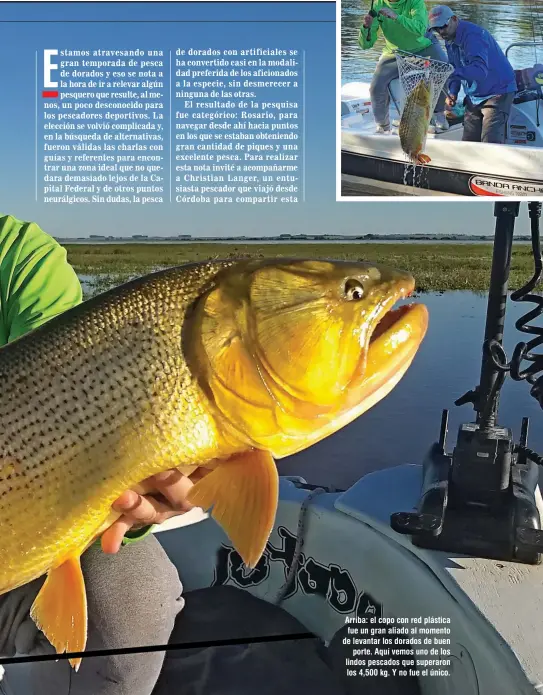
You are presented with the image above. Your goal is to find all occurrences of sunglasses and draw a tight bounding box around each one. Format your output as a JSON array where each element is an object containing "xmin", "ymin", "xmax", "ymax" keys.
[{"xmin": 430, "ymin": 21, "xmax": 450, "ymax": 33}]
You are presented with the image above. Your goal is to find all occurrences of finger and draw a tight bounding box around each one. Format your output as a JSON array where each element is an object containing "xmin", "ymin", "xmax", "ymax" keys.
[
  {"xmin": 112, "ymin": 490, "xmax": 174, "ymax": 524},
  {"xmin": 150, "ymin": 469, "xmax": 196, "ymax": 511},
  {"xmin": 101, "ymin": 518, "xmax": 133, "ymax": 554},
  {"xmin": 102, "ymin": 493, "xmax": 180, "ymax": 553},
  {"xmin": 111, "ymin": 489, "xmax": 139, "ymax": 512}
]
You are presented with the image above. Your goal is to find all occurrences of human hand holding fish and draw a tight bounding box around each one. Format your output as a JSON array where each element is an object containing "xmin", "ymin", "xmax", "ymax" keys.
[
  {"xmin": 362, "ymin": 13, "xmax": 374, "ymax": 28},
  {"xmin": 101, "ymin": 467, "xmax": 211, "ymax": 554}
]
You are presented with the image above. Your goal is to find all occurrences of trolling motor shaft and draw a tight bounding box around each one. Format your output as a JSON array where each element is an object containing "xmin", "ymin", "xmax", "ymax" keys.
[{"xmin": 391, "ymin": 202, "xmax": 543, "ymax": 565}]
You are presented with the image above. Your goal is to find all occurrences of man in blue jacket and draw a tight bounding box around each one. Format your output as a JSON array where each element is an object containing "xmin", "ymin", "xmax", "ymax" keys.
[{"xmin": 428, "ymin": 5, "xmax": 517, "ymax": 144}]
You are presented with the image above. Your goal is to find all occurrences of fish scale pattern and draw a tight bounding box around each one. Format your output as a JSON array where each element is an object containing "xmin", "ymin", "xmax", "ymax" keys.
[
  {"xmin": 399, "ymin": 79, "xmax": 432, "ymax": 162},
  {"xmin": 0, "ymin": 261, "xmax": 235, "ymax": 594}
]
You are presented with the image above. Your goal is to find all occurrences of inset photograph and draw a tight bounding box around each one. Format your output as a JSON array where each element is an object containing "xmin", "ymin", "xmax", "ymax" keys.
[{"xmin": 339, "ymin": 1, "xmax": 543, "ymax": 197}]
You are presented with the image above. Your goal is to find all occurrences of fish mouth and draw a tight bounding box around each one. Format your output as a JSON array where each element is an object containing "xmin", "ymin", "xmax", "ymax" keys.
[
  {"xmin": 269, "ymin": 280, "xmax": 428, "ymax": 459},
  {"xmin": 269, "ymin": 294, "xmax": 428, "ymax": 459},
  {"xmin": 369, "ymin": 303, "xmax": 414, "ymax": 344},
  {"xmin": 354, "ymin": 280, "xmax": 428, "ymax": 392},
  {"xmin": 367, "ymin": 301, "xmax": 427, "ymax": 351}
]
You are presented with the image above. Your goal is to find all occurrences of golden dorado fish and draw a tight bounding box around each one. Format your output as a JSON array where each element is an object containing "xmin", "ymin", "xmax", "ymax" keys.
[
  {"xmin": 399, "ymin": 77, "xmax": 433, "ymax": 165},
  {"xmin": 0, "ymin": 258, "xmax": 428, "ymax": 669}
]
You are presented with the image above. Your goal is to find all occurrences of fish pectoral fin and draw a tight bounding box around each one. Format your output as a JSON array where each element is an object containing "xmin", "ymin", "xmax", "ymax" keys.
[
  {"xmin": 417, "ymin": 154, "xmax": 431, "ymax": 164},
  {"xmin": 186, "ymin": 449, "xmax": 279, "ymax": 569},
  {"xmin": 30, "ymin": 554, "xmax": 87, "ymax": 672}
]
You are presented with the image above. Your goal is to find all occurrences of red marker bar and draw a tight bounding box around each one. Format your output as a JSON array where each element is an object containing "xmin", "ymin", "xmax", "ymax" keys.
[{"xmin": 42, "ymin": 90, "xmax": 58, "ymax": 98}]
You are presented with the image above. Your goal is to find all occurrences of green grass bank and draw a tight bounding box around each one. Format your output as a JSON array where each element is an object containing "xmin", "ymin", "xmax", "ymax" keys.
[{"xmin": 65, "ymin": 242, "xmax": 541, "ymax": 293}]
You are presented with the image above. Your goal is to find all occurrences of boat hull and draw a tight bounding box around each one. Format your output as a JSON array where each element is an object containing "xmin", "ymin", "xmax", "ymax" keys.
[
  {"xmin": 2, "ymin": 473, "xmax": 542, "ymax": 694},
  {"xmin": 341, "ymin": 79, "xmax": 543, "ymax": 197},
  {"xmin": 341, "ymin": 146, "xmax": 543, "ymax": 197}
]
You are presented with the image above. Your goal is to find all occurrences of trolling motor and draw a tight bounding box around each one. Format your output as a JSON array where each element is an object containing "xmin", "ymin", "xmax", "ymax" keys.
[{"xmin": 391, "ymin": 201, "xmax": 543, "ymax": 565}]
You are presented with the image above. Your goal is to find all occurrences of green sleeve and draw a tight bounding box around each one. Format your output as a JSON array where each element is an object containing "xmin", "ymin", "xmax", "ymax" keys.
[
  {"xmin": 395, "ymin": 0, "xmax": 429, "ymax": 36},
  {"xmin": 358, "ymin": 18, "xmax": 380, "ymax": 50},
  {"xmin": 0, "ymin": 214, "xmax": 82, "ymax": 344},
  {"xmin": 0, "ymin": 214, "xmax": 154, "ymax": 545},
  {"xmin": 122, "ymin": 525, "xmax": 155, "ymax": 545}
]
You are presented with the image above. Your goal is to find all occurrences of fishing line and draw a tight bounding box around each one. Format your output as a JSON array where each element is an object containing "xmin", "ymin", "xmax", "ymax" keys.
[
  {"xmin": 6, "ymin": 486, "xmax": 330, "ymax": 685},
  {"xmin": 0, "ymin": 632, "xmax": 317, "ymax": 668}
]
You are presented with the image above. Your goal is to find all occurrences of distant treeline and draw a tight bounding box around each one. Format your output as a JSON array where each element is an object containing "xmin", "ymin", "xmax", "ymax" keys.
[{"xmin": 56, "ymin": 234, "xmax": 531, "ymax": 243}]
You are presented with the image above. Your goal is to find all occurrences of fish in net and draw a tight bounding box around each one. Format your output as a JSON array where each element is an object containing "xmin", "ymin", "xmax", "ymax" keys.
[{"xmin": 395, "ymin": 51, "xmax": 454, "ymax": 165}]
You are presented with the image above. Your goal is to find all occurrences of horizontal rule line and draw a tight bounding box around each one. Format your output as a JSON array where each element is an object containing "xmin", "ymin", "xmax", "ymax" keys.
[{"xmin": 0, "ymin": 20, "xmax": 333, "ymax": 23}]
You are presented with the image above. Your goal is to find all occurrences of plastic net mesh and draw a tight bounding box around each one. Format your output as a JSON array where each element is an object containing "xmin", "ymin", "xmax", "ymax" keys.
[{"xmin": 395, "ymin": 50, "xmax": 454, "ymax": 117}]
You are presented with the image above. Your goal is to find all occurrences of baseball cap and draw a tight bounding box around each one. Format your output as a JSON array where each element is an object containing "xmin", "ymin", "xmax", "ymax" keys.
[{"xmin": 428, "ymin": 5, "xmax": 454, "ymax": 29}]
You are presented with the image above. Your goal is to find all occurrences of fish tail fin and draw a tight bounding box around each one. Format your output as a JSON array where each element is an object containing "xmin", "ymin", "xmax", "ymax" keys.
[
  {"xmin": 30, "ymin": 554, "xmax": 87, "ymax": 671},
  {"xmin": 417, "ymin": 154, "xmax": 431, "ymax": 165},
  {"xmin": 186, "ymin": 449, "xmax": 279, "ymax": 568}
]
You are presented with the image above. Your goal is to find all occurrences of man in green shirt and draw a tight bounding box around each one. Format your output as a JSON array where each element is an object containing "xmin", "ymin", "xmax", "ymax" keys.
[
  {"xmin": 0, "ymin": 213, "xmax": 197, "ymax": 694},
  {"xmin": 359, "ymin": 0, "xmax": 449, "ymax": 133}
]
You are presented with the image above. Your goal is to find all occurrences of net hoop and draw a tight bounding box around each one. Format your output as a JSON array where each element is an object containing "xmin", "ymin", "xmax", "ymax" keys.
[{"xmin": 394, "ymin": 49, "xmax": 454, "ymax": 117}]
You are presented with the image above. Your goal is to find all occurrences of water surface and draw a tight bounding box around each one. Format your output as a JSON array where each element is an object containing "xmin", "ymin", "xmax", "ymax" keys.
[
  {"xmin": 342, "ymin": 0, "xmax": 543, "ymax": 85},
  {"xmin": 278, "ymin": 291, "xmax": 543, "ymax": 488}
]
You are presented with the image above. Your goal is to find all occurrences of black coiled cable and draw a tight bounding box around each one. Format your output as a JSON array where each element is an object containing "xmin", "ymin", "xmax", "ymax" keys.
[
  {"xmin": 516, "ymin": 443, "xmax": 543, "ymax": 467},
  {"xmin": 488, "ymin": 202, "xmax": 543, "ymax": 406}
]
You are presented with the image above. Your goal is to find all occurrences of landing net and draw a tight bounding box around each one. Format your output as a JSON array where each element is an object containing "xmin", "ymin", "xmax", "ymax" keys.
[{"xmin": 394, "ymin": 50, "xmax": 454, "ymax": 117}]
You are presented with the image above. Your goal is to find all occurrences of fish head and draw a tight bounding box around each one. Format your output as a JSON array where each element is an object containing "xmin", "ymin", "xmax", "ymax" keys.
[{"xmin": 192, "ymin": 258, "xmax": 428, "ymax": 457}]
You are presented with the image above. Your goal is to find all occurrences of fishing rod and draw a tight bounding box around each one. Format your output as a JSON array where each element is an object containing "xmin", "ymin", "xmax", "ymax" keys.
[
  {"xmin": 391, "ymin": 201, "xmax": 543, "ymax": 566},
  {"xmin": 366, "ymin": 0, "xmax": 380, "ymax": 42}
]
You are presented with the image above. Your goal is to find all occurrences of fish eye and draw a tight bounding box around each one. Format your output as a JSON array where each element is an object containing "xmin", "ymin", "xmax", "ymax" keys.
[{"xmin": 344, "ymin": 279, "xmax": 365, "ymax": 301}]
